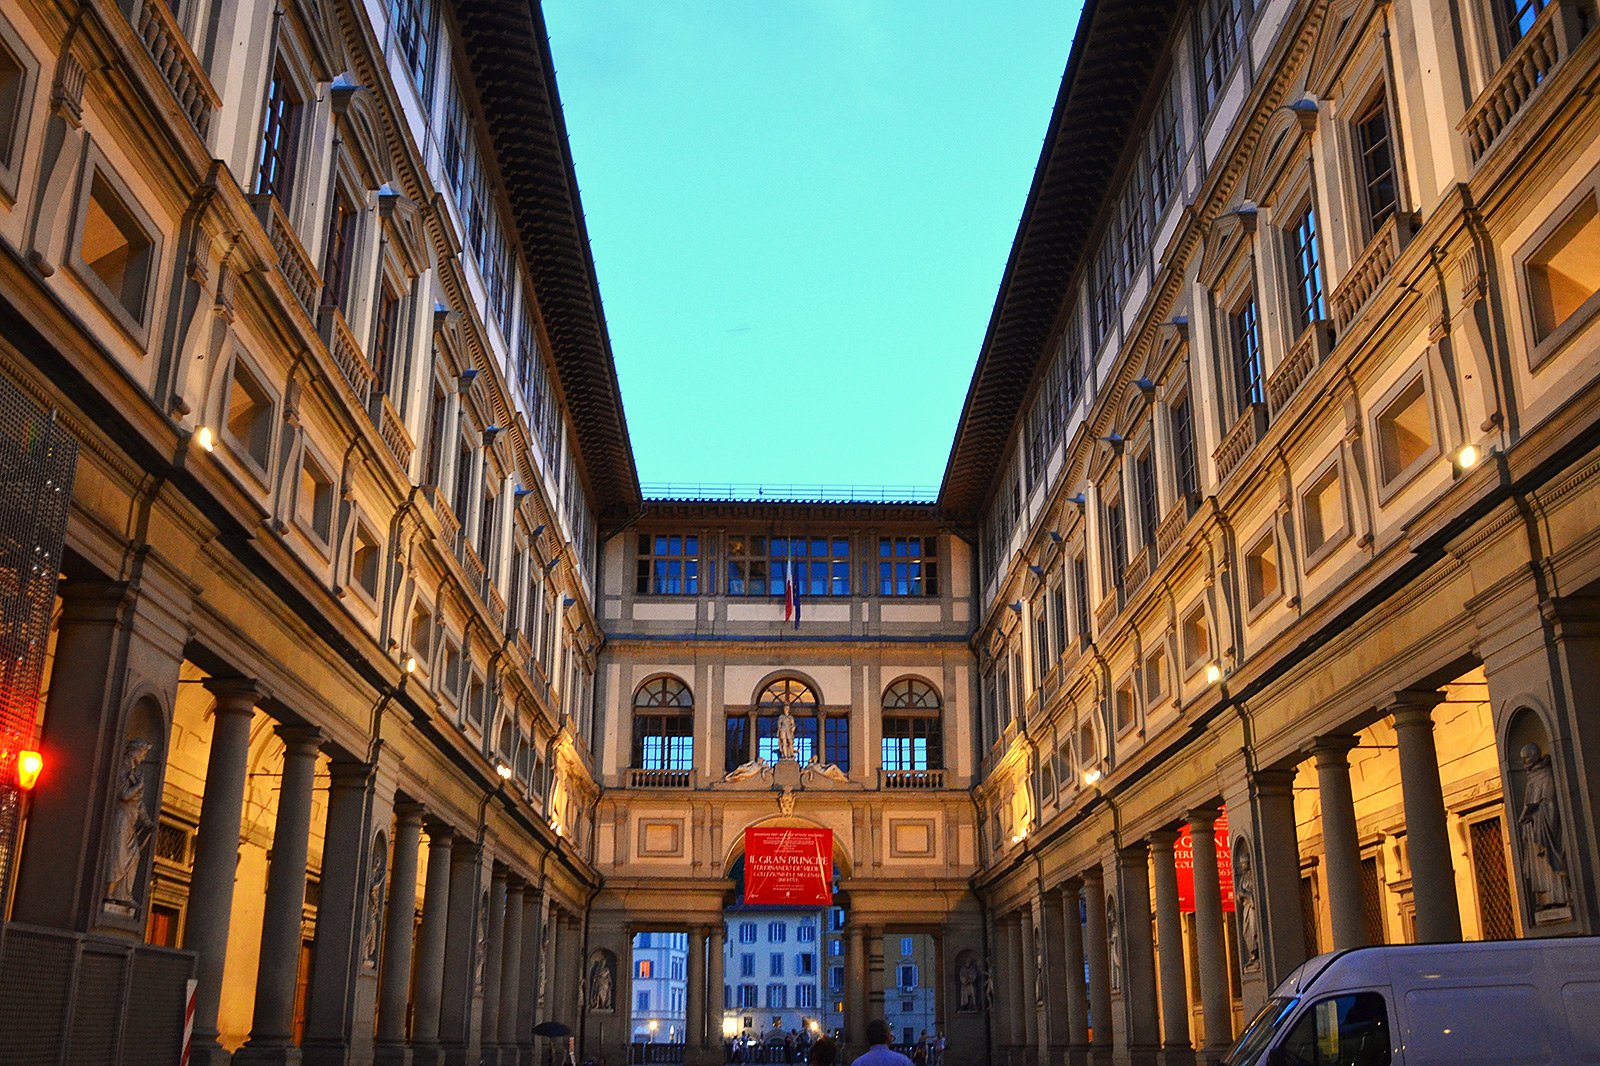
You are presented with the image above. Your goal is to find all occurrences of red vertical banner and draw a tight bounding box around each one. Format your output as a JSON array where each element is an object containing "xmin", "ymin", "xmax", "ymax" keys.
[
  {"xmin": 743, "ymin": 827, "xmax": 833, "ymax": 906},
  {"xmin": 1173, "ymin": 807, "xmax": 1234, "ymax": 913}
]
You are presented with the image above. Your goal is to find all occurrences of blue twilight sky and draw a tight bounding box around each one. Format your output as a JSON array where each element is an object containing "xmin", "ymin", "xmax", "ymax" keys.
[{"xmin": 541, "ymin": 1, "xmax": 1085, "ymax": 492}]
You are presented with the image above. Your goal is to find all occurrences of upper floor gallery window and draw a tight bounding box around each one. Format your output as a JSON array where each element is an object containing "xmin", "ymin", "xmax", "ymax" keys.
[
  {"xmin": 253, "ymin": 61, "xmax": 301, "ymax": 207},
  {"xmin": 727, "ymin": 536, "xmax": 849, "ymax": 596},
  {"xmin": 878, "ymin": 536, "xmax": 939, "ymax": 596},
  {"xmin": 1354, "ymin": 96, "xmax": 1398, "ymax": 238},
  {"xmin": 389, "ymin": 0, "xmax": 435, "ymax": 100},
  {"xmin": 1171, "ymin": 393, "xmax": 1200, "ymax": 507},
  {"xmin": 632, "ymin": 678, "xmax": 693, "ymax": 771},
  {"xmin": 1498, "ymin": 0, "xmax": 1549, "ymax": 51},
  {"xmin": 1231, "ymin": 294, "xmax": 1265, "ymax": 413},
  {"xmin": 1287, "ymin": 202, "xmax": 1327, "ymax": 332},
  {"xmin": 881, "ymin": 679, "xmax": 942, "ymax": 771},
  {"xmin": 1197, "ymin": 0, "xmax": 1245, "ymax": 114},
  {"xmin": 637, "ymin": 534, "xmax": 700, "ymax": 595},
  {"xmin": 322, "ymin": 187, "xmax": 360, "ymax": 314},
  {"xmin": 1526, "ymin": 193, "xmax": 1600, "ymax": 344}
]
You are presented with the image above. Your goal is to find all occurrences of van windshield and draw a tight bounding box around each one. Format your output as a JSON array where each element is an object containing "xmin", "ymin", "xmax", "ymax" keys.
[{"xmin": 1221, "ymin": 996, "xmax": 1298, "ymax": 1065}]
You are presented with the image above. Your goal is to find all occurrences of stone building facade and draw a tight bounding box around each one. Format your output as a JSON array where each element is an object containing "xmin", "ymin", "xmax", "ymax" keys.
[{"xmin": 2, "ymin": 0, "xmax": 1599, "ymax": 1065}]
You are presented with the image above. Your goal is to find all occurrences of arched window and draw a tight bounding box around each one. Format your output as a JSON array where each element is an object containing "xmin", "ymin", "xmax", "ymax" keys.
[
  {"xmin": 725, "ymin": 678, "xmax": 849, "ymax": 773},
  {"xmin": 632, "ymin": 677, "xmax": 693, "ymax": 770},
  {"xmin": 881, "ymin": 679, "xmax": 942, "ymax": 771}
]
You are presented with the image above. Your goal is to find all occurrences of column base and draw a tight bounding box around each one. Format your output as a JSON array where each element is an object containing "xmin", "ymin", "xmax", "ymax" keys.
[
  {"xmin": 189, "ymin": 1040, "xmax": 234, "ymax": 1066},
  {"xmin": 372, "ymin": 1042, "xmax": 413, "ymax": 1066},
  {"xmin": 441, "ymin": 1042, "xmax": 474, "ymax": 1066},
  {"xmin": 1126, "ymin": 1044, "xmax": 1160, "ymax": 1066},
  {"xmin": 409, "ymin": 1043, "xmax": 446, "ymax": 1066},
  {"xmin": 1089, "ymin": 1046, "xmax": 1113, "ymax": 1066},
  {"xmin": 300, "ymin": 1039, "xmax": 354, "ymax": 1066},
  {"xmin": 1156, "ymin": 1047, "xmax": 1195, "ymax": 1066},
  {"xmin": 1065, "ymin": 1044, "xmax": 1090, "ymax": 1066},
  {"xmin": 232, "ymin": 1043, "xmax": 304, "ymax": 1066}
]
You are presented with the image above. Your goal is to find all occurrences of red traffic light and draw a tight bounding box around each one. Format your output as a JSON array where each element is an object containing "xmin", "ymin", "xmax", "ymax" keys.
[{"xmin": 16, "ymin": 750, "xmax": 42, "ymax": 790}]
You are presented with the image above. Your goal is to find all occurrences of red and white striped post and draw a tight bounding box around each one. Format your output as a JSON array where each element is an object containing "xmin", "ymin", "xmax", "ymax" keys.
[{"xmin": 180, "ymin": 978, "xmax": 197, "ymax": 1066}]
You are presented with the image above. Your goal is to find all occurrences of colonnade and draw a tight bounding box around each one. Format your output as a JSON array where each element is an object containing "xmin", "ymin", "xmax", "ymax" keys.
[{"xmin": 991, "ymin": 692, "xmax": 1481, "ymax": 1066}]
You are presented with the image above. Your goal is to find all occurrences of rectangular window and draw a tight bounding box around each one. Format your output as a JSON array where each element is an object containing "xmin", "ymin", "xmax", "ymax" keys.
[
  {"xmin": 371, "ymin": 278, "xmax": 404, "ymax": 390},
  {"xmin": 1376, "ymin": 375, "xmax": 1435, "ymax": 486},
  {"xmin": 1114, "ymin": 679, "xmax": 1137, "ymax": 734},
  {"xmin": 637, "ymin": 959, "xmax": 653, "ymax": 979},
  {"xmin": 297, "ymin": 454, "xmax": 334, "ymax": 544},
  {"xmin": 728, "ymin": 535, "xmax": 850, "ymax": 596},
  {"xmin": 740, "ymin": 953, "xmax": 755, "ymax": 978},
  {"xmin": 1149, "ymin": 80, "xmax": 1185, "ymax": 214},
  {"xmin": 254, "ymin": 61, "xmax": 301, "ymax": 207},
  {"xmin": 0, "ymin": 36, "xmax": 28, "ymax": 174},
  {"xmin": 225, "ymin": 361, "xmax": 274, "ymax": 470},
  {"xmin": 1050, "ymin": 583, "xmax": 1067, "ymax": 661},
  {"xmin": 739, "ymin": 922, "xmax": 757, "ymax": 944},
  {"xmin": 1527, "ymin": 194, "xmax": 1600, "ymax": 342},
  {"xmin": 1144, "ymin": 645, "xmax": 1168, "ymax": 703},
  {"xmin": 1031, "ymin": 597, "xmax": 1048, "ymax": 685},
  {"xmin": 1104, "ymin": 499, "xmax": 1127, "ymax": 598},
  {"xmin": 1060, "ymin": 334, "xmax": 1083, "ymax": 413},
  {"xmin": 1092, "ymin": 239, "xmax": 1121, "ymax": 350},
  {"xmin": 1171, "ymin": 394, "xmax": 1199, "ymax": 505},
  {"xmin": 321, "ymin": 188, "xmax": 359, "ymax": 313},
  {"xmin": 636, "ymin": 990, "xmax": 649, "ymax": 1012},
  {"xmin": 1244, "ymin": 529, "xmax": 1280, "ymax": 610},
  {"xmin": 1355, "ymin": 99, "xmax": 1399, "ymax": 237},
  {"xmin": 1073, "ymin": 555, "xmax": 1092, "ymax": 646},
  {"xmin": 768, "ymin": 922, "xmax": 786, "ymax": 943},
  {"xmin": 1197, "ymin": 0, "xmax": 1243, "ymax": 113},
  {"xmin": 1301, "ymin": 462, "xmax": 1345, "ymax": 557},
  {"xmin": 882, "ymin": 715, "xmax": 942, "ymax": 771},
  {"xmin": 388, "ymin": 0, "xmax": 435, "ymax": 100},
  {"xmin": 769, "ymin": 953, "xmax": 784, "ymax": 977},
  {"xmin": 422, "ymin": 380, "xmax": 448, "ymax": 487},
  {"xmin": 797, "ymin": 923, "xmax": 816, "ymax": 943},
  {"xmin": 766, "ymin": 984, "xmax": 786, "ymax": 1009},
  {"xmin": 824, "ymin": 715, "xmax": 851, "ymax": 773},
  {"xmin": 878, "ymin": 536, "xmax": 939, "ymax": 596},
  {"xmin": 725, "ymin": 715, "xmax": 749, "ymax": 773},
  {"xmin": 738, "ymin": 984, "xmax": 757, "ymax": 1008},
  {"xmin": 1498, "ymin": 0, "xmax": 1548, "ymax": 50},
  {"xmin": 1287, "ymin": 202, "xmax": 1327, "ymax": 331},
  {"xmin": 633, "ymin": 712, "xmax": 692, "ymax": 771},
  {"xmin": 798, "ymin": 953, "xmax": 815, "ymax": 975},
  {"xmin": 1231, "ymin": 296, "xmax": 1265, "ymax": 412},
  {"xmin": 636, "ymin": 534, "xmax": 701, "ymax": 595},
  {"xmin": 80, "ymin": 174, "xmax": 155, "ymax": 326},
  {"xmin": 1135, "ymin": 448, "xmax": 1159, "ymax": 549}
]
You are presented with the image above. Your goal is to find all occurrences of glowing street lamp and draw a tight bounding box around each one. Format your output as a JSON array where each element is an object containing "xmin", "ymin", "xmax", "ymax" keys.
[{"xmin": 15, "ymin": 749, "xmax": 43, "ymax": 790}]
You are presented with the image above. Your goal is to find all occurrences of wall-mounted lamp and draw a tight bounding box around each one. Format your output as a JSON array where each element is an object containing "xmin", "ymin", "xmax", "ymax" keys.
[
  {"xmin": 495, "ymin": 761, "xmax": 514, "ymax": 781},
  {"xmin": 403, "ymin": 655, "xmax": 418, "ymax": 675},
  {"xmin": 1082, "ymin": 767, "xmax": 1103, "ymax": 787},
  {"xmin": 194, "ymin": 426, "xmax": 215, "ymax": 453},
  {"xmin": 1456, "ymin": 443, "xmax": 1481, "ymax": 470},
  {"xmin": 1204, "ymin": 663, "xmax": 1223, "ymax": 685}
]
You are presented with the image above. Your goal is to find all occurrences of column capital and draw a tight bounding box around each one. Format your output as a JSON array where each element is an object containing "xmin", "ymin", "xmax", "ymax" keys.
[
  {"xmin": 1307, "ymin": 734, "xmax": 1361, "ymax": 766},
  {"xmin": 394, "ymin": 799, "xmax": 427, "ymax": 824},
  {"xmin": 505, "ymin": 875, "xmax": 527, "ymax": 894},
  {"xmin": 1250, "ymin": 766, "xmax": 1299, "ymax": 797},
  {"xmin": 1117, "ymin": 839, "xmax": 1151, "ymax": 865},
  {"xmin": 1184, "ymin": 805, "xmax": 1223, "ymax": 830},
  {"xmin": 203, "ymin": 677, "xmax": 260, "ymax": 712},
  {"xmin": 273, "ymin": 723, "xmax": 324, "ymax": 754},
  {"xmin": 326, "ymin": 758, "xmax": 375, "ymax": 786},
  {"xmin": 1080, "ymin": 865, "xmax": 1104, "ymax": 887},
  {"xmin": 1387, "ymin": 690, "xmax": 1444, "ymax": 725},
  {"xmin": 491, "ymin": 863, "xmax": 510, "ymax": 883},
  {"xmin": 423, "ymin": 815, "xmax": 455, "ymax": 841},
  {"xmin": 1148, "ymin": 828, "xmax": 1180, "ymax": 851}
]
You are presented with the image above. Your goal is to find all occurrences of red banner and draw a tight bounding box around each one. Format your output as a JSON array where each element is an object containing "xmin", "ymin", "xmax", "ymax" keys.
[
  {"xmin": 1174, "ymin": 807, "xmax": 1234, "ymax": 913},
  {"xmin": 744, "ymin": 827, "xmax": 833, "ymax": 906}
]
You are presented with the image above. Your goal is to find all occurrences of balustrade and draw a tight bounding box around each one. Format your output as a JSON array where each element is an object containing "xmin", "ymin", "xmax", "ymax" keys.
[{"xmin": 132, "ymin": 0, "xmax": 219, "ymax": 137}]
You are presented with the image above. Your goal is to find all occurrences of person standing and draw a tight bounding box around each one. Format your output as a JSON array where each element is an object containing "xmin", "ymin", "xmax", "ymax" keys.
[{"xmin": 853, "ymin": 1020, "xmax": 914, "ymax": 1066}]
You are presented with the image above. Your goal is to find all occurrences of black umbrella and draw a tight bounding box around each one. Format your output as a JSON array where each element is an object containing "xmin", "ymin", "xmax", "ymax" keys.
[{"xmin": 533, "ymin": 1022, "xmax": 572, "ymax": 1038}]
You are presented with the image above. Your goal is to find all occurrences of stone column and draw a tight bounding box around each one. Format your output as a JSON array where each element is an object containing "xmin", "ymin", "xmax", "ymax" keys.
[
  {"xmin": 1251, "ymin": 769, "xmax": 1308, "ymax": 987},
  {"xmin": 1187, "ymin": 809, "xmax": 1230, "ymax": 1054},
  {"xmin": 1081, "ymin": 870, "xmax": 1113, "ymax": 1066},
  {"xmin": 1390, "ymin": 695, "xmax": 1463, "ymax": 943},
  {"xmin": 1310, "ymin": 736, "xmax": 1367, "ymax": 949},
  {"xmin": 1148, "ymin": 831, "xmax": 1193, "ymax": 1066},
  {"xmin": 1060, "ymin": 883, "xmax": 1090, "ymax": 1066},
  {"xmin": 376, "ymin": 802, "xmax": 426, "ymax": 1059},
  {"xmin": 516, "ymin": 885, "xmax": 546, "ymax": 1066},
  {"xmin": 412, "ymin": 819, "xmax": 456, "ymax": 1066},
  {"xmin": 686, "ymin": 925, "xmax": 709, "ymax": 1052},
  {"xmin": 868, "ymin": 924, "xmax": 887, "ymax": 1025},
  {"xmin": 441, "ymin": 838, "xmax": 485, "ymax": 1064},
  {"xmin": 185, "ymin": 679, "xmax": 260, "ymax": 1066},
  {"xmin": 1041, "ymin": 891, "xmax": 1073, "ymax": 1066},
  {"xmin": 846, "ymin": 923, "xmax": 867, "ymax": 1044},
  {"xmin": 704, "ymin": 921, "xmax": 723, "ymax": 1043},
  {"xmin": 303, "ymin": 759, "xmax": 386, "ymax": 1066},
  {"xmin": 496, "ymin": 878, "xmax": 527, "ymax": 1063},
  {"xmin": 235, "ymin": 725, "xmax": 323, "ymax": 1064},
  {"xmin": 482, "ymin": 868, "xmax": 509, "ymax": 1054},
  {"xmin": 1017, "ymin": 912, "xmax": 1039, "ymax": 1055},
  {"xmin": 1117, "ymin": 844, "xmax": 1159, "ymax": 1066}
]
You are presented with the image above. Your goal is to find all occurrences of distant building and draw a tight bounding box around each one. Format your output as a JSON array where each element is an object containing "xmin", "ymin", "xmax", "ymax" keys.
[
  {"xmin": 632, "ymin": 932, "xmax": 689, "ymax": 1043},
  {"xmin": 722, "ymin": 908, "xmax": 828, "ymax": 1040}
]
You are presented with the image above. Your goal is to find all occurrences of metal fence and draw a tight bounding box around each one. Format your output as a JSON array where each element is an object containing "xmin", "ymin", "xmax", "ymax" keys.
[
  {"xmin": 0, "ymin": 922, "xmax": 195, "ymax": 1065},
  {"xmin": 0, "ymin": 379, "xmax": 76, "ymax": 906}
]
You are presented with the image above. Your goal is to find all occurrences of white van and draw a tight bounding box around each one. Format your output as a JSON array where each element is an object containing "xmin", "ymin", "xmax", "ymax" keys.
[{"xmin": 1220, "ymin": 936, "xmax": 1600, "ymax": 1065}]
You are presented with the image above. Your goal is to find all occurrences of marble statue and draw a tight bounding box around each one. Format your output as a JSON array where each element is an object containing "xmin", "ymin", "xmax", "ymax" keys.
[
  {"xmin": 589, "ymin": 953, "xmax": 614, "ymax": 1011},
  {"xmin": 105, "ymin": 739, "xmax": 154, "ymax": 907},
  {"xmin": 776, "ymin": 707, "xmax": 797, "ymax": 761},
  {"xmin": 1518, "ymin": 742, "xmax": 1570, "ymax": 916},
  {"xmin": 958, "ymin": 956, "xmax": 982, "ymax": 1013},
  {"xmin": 725, "ymin": 759, "xmax": 770, "ymax": 783},
  {"xmin": 1105, "ymin": 895, "xmax": 1122, "ymax": 992},
  {"xmin": 361, "ymin": 841, "xmax": 386, "ymax": 967},
  {"xmin": 1234, "ymin": 845, "xmax": 1262, "ymax": 971}
]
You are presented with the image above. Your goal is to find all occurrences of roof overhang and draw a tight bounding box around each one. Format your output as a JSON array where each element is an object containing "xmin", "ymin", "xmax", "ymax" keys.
[{"xmin": 936, "ymin": 0, "xmax": 1183, "ymax": 523}]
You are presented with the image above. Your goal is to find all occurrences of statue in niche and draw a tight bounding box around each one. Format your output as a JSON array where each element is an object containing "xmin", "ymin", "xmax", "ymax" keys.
[
  {"xmin": 474, "ymin": 892, "xmax": 489, "ymax": 990},
  {"xmin": 105, "ymin": 740, "xmax": 155, "ymax": 909},
  {"xmin": 776, "ymin": 707, "xmax": 797, "ymax": 762},
  {"xmin": 361, "ymin": 839, "xmax": 387, "ymax": 968},
  {"xmin": 1517, "ymin": 742, "xmax": 1570, "ymax": 918},
  {"xmin": 1105, "ymin": 895, "xmax": 1122, "ymax": 993},
  {"xmin": 588, "ymin": 953, "xmax": 615, "ymax": 1011},
  {"xmin": 1233, "ymin": 844, "xmax": 1262, "ymax": 972},
  {"xmin": 958, "ymin": 956, "xmax": 983, "ymax": 1013},
  {"xmin": 1032, "ymin": 922, "xmax": 1044, "ymax": 1004}
]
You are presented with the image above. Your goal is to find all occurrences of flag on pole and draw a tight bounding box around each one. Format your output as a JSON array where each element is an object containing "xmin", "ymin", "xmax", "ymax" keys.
[{"xmin": 784, "ymin": 557, "xmax": 800, "ymax": 629}]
